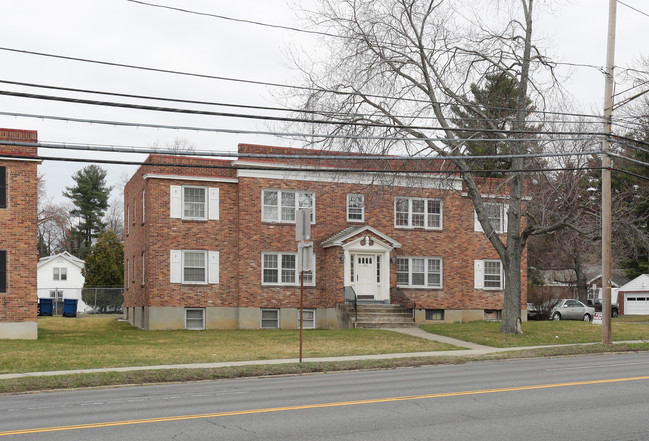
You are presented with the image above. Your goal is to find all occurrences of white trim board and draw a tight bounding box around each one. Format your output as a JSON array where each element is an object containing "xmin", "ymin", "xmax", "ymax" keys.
[
  {"xmin": 237, "ymin": 167, "xmax": 462, "ymax": 190},
  {"xmin": 143, "ymin": 173, "xmax": 238, "ymax": 184}
]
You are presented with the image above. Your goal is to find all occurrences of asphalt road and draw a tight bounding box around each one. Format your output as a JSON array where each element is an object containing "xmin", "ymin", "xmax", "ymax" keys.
[{"xmin": 2, "ymin": 353, "xmax": 649, "ymax": 440}]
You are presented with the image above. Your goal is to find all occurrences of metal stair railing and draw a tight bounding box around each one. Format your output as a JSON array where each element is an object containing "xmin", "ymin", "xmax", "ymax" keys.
[{"xmin": 344, "ymin": 286, "xmax": 358, "ymax": 324}]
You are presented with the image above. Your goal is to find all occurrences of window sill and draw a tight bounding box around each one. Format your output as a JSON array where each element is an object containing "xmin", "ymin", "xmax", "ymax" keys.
[
  {"xmin": 396, "ymin": 286, "xmax": 443, "ymax": 290},
  {"xmin": 262, "ymin": 284, "xmax": 316, "ymax": 288},
  {"xmin": 394, "ymin": 226, "xmax": 442, "ymax": 231}
]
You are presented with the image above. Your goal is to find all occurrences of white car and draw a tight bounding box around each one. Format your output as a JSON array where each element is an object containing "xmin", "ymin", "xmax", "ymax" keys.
[{"xmin": 551, "ymin": 299, "xmax": 595, "ymax": 322}]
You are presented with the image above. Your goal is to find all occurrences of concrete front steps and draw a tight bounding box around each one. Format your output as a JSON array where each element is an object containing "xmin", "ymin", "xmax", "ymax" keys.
[{"xmin": 343, "ymin": 304, "xmax": 417, "ymax": 328}]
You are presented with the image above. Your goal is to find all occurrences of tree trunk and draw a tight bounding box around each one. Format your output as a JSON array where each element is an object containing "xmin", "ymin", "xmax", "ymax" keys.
[
  {"xmin": 501, "ymin": 171, "xmax": 524, "ymax": 334},
  {"xmin": 574, "ymin": 255, "xmax": 588, "ymax": 303}
]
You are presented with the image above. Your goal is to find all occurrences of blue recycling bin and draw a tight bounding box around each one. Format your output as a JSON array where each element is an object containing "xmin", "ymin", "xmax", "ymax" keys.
[
  {"xmin": 63, "ymin": 298, "xmax": 78, "ymax": 317},
  {"xmin": 39, "ymin": 298, "xmax": 53, "ymax": 316}
]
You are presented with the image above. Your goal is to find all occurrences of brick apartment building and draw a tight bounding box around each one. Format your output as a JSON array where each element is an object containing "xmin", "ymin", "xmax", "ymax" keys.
[
  {"xmin": 123, "ymin": 144, "xmax": 526, "ymax": 330},
  {"xmin": 0, "ymin": 128, "xmax": 39, "ymax": 339}
]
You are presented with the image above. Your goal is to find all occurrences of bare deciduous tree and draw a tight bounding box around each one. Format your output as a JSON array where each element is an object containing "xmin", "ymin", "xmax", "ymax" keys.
[{"xmin": 291, "ymin": 0, "xmax": 565, "ymax": 333}]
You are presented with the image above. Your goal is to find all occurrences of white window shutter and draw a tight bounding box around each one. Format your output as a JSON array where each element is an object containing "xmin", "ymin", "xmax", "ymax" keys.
[
  {"xmin": 170, "ymin": 185, "xmax": 182, "ymax": 218},
  {"xmin": 170, "ymin": 250, "xmax": 182, "ymax": 283},
  {"xmin": 474, "ymin": 210, "xmax": 483, "ymax": 232},
  {"xmin": 208, "ymin": 187, "xmax": 219, "ymax": 220},
  {"xmin": 208, "ymin": 251, "xmax": 219, "ymax": 284},
  {"xmin": 474, "ymin": 260, "xmax": 484, "ymax": 289}
]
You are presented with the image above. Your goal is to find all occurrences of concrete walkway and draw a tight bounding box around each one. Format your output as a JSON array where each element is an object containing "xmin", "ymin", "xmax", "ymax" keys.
[{"xmin": 1, "ymin": 330, "xmax": 644, "ymax": 381}]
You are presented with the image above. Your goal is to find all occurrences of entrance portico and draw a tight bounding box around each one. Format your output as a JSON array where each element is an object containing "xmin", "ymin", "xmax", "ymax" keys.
[{"xmin": 321, "ymin": 225, "xmax": 401, "ymax": 303}]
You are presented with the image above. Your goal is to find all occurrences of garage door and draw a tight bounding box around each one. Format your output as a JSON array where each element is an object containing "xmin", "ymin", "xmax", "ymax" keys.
[{"xmin": 625, "ymin": 293, "xmax": 649, "ymax": 315}]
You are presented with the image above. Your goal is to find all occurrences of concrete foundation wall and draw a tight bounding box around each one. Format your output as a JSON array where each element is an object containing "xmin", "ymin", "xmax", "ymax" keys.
[
  {"xmin": 126, "ymin": 306, "xmax": 344, "ymax": 330},
  {"xmin": 415, "ymin": 308, "xmax": 528, "ymax": 324},
  {"xmin": 0, "ymin": 322, "xmax": 37, "ymax": 339}
]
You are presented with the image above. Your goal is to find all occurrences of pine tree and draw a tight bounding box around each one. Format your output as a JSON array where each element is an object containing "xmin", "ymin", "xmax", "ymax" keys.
[{"xmin": 63, "ymin": 165, "xmax": 112, "ymax": 259}]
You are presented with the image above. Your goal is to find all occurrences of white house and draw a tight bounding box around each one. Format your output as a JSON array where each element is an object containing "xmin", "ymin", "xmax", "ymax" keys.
[
  {"xmin": 618, "ymin": 274, "xmax": 649, "ymax": 316},
  {"xmin": 37, "ymin": 252, "xmax": 88, "ymax": 314}
]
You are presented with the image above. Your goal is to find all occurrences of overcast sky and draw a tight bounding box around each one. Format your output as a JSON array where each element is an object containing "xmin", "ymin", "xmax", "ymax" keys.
[{"xmin": 0, "ymin": 0, "xmax": 647, "ymax": 204}]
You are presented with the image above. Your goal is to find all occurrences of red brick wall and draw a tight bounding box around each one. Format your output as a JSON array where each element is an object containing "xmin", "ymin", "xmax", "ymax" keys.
[
  {"xmin": 124, "ymin": 159, "xmax": 239, "ymax": 309},
  {"xmin": 0, "ymin": 129, "xmax": 38, "ymax": 324},
  {"xmin": 123, "ymin": 150, "xmax": 528, "ymax": 317}
]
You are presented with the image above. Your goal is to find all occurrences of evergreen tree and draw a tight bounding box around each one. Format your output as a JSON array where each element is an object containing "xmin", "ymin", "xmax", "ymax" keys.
[
  {"xmin": 63, "ymin": 165, "xmax": 112, "ymax": 259},
  {"xmin": 82, "ymin": 230, "xmax": 124, "ymax": 312},
  {"xmin": 451, "ymin": 73, "xmax": 537, "ymax": 175}
]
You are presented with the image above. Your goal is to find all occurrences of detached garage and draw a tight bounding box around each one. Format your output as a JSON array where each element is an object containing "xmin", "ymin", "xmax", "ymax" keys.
[{"xmin": 619, "ymin": 274, "xmax": 649, "ymax": 316}]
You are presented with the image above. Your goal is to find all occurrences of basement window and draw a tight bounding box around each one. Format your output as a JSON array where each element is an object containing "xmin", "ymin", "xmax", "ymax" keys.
[
  {"xmin": 185, "ymin": 308, "xmax": 205, "ymax": 330},
  {"xmin": 484, "ymin": 310, "xmax": 502, "ymax": 321},
  {"xmin": 261, "ymin": 309, "xmax": 279, "ymax": 329},
  {"xmin": 425, "ymin": 309, "xmax": 444, "ymax": 321}
]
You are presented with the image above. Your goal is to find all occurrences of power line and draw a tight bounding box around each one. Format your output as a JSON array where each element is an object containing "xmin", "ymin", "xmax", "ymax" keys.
[
  {"xmin": 0, "ymin": 140, "xmax": 605, "ymax": 162},
  {"xmin": 127, "ymin": 0, "xmax": 608, "ymax": 73},
  {"xmin": 126, "ymin": 0, "xmax": 337, "ymax": 38},
  {"xmin": 0, "ymin": 110, "xmax": 611, "ymax": 142},
  {"xmin": 0, "ymin": 46, "xmax": 627, "ymax": 120},
  {"xmin": 0, "ymin": 78, "xmax": 608, "ymax": 124},
  {"xmin": 0, "ymin": 151, "xmax": 608, "ymax": 177},
  {"xmin": 617, "ymin": 0, "xmax": 649, "ymax": 18},
  {"xmin": 0, "ymin": 89, "xmax": 612, "ymax": 134}
]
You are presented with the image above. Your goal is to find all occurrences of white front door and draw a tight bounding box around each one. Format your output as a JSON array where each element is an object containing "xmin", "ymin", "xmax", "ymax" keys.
[{"xmin": 354, "ymin": 254, "xmax": 377, "ymax": 299}]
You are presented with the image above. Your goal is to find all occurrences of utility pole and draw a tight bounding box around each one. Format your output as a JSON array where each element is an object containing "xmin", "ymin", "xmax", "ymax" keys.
[{"xmin": 601, "ymin": 0, "xmax": 617, "ymax": 345}]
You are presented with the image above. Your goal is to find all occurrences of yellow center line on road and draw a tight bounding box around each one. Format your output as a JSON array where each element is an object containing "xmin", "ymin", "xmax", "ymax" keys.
[{"xmin": 2, "ymin": 375, "xmax": 649, "ymax": 436}]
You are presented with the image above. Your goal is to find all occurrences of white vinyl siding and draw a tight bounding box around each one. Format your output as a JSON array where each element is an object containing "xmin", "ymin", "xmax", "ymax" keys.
[
  {"xmin": 262, "ymin": 252, "xmax": 314, "ymax": 286},
  {"xmin": 170, "ymin": 185, "xmax": 219, "ymax": 220},
  {"xmin": 474, "ymin": 259, "xmax": 504, "ymax": 290},
  {"xmin": 396, "ymin": 257, "xmax": 442, "ymax": 288},
  {"xmin": 170, "ymin": 250, "xmax": 219, "ymax": 284},
  {"xmin": 474, "ymin": 203, "xmax": 508, "ymax": 234},
  {"xmin": 395, "ymin": 197, "xmax": 442, "ymax": 229},
  {"xmin": 262, "ymin": 189, "xmax": 314, "ymax": 223},
  {"xmin": 347, "ymin": 194, "xmax": 364, "ymax": 222}
]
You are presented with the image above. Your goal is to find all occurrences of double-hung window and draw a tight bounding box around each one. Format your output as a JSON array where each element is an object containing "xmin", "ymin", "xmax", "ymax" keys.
[
  {"xmin": 483, "ymin": 260, "xmax": 502, "ymax": 289},
  {"xmin": 183, "ymin": 187, "xmax": 206, "ymax": 219},
  {"xmin": 183, "ymin": 251, "xmax": 206, "ymax": 283},
  {"xmin": 170, "ymin": 185, "xmax": 219, "ymax": 220},
  {"xmin": 0, "ymin": 166, "xmax": 6, "ymax": 209},
  {"xmin": 347, "ymin": 194, "xmax": 364, "ymax": 222},
  {"xmin": 170, "ymin": 250, "xmax": 219, "ymax": 284},
  {"xmin": 475, "ymin": 203, "xmax": 507, "ymax": 234},
  {"xmin": 395, "ymin": 197, "xmax": 442, "ymax": 229},
  {"xmin": 262, "ymin": 252, "xmax": 314, "ymax": 286},
  {"xmin": 396, "ymin": 257, "xmax": 442, "ymax": 288},
  {"xmin": 474, "ymin": 259, "xmax": 503, "ymax": 290},
  {"xmin": 0, "ymin": 250, "xmax": 6, "ymax": 292},
  {"xmin": 262, "ymin": 190, "xmax": 314, "ymax": 223},
  {"xmin": 141, "ymin": 189, "xmax": 146, "ymax": 224},
  {"xmin": 53, "ymin": 267, "xmax": 67, "ymax": 281}
]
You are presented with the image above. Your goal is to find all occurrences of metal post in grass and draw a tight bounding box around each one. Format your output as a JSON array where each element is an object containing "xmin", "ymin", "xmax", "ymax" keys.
[{"xmin": 296, "ymin": 209, "xmax": 313, "ymax": 364}]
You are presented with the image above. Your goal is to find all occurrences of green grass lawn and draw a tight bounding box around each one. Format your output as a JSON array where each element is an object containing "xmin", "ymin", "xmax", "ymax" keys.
[
  {"xmin": 420, "ymin": 317, "xmax": 649, "ymax": 347},
  {"xmin": 0, "ymin": 316, "xmax": 458, "ymax": 374}
]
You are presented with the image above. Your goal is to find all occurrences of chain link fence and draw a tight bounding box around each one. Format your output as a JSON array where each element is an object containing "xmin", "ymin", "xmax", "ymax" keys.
[{"xmin": 37, "ymin": 287, "xmax": 124, "ymax": 315}]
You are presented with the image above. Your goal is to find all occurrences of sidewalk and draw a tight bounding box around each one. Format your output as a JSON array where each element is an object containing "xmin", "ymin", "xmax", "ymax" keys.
[{"xmin": 1, "ymin": 329, "xmax": 642, "ymax": 381}]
